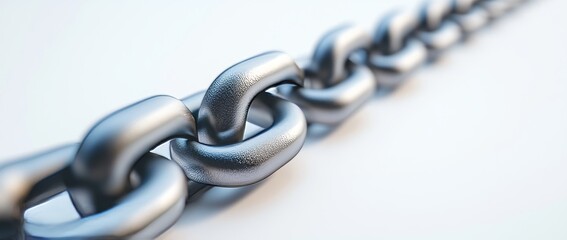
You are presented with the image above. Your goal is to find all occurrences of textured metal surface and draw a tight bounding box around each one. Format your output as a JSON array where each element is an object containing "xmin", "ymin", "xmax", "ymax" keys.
[
  {"xmin": 369, "ymin": 10, "xmax": 428, "ymax": 87},
  {"xmin": 170, "ymin": 93, "xmax": 307, "ymax": 187},
  {"xmin": 197, "ymin": 51, "xmax": 303, "ymax": 145},
  {"xmin": 0, "ymin": 0, "xmax": 528, "ymax": 238},
  {"xmin": 277, "ymin": 25, "xmax": 376, "ymax": 124},
  {"xmin": 25, "ymin": 153, "xmax": 187, "ymax": 239},
  {"xmin": 172, "ymin": 92, "xmax": 307, "ymax": 186},
  {"xmin": 171, "ymin": 52, "xmax": 307, "ymax": 186},
  {"xmin": 67, "ymin": 95, "xmax": 196, "ymax": 216}
]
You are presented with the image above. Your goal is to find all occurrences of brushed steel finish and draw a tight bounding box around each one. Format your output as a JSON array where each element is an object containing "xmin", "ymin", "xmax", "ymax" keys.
[{"xmin": 67, "ymin": 95, "xmax": 196, "ymax": 216}]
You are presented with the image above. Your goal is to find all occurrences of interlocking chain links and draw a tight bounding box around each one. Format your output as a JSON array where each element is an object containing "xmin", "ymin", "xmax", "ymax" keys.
[
  {"xmin": 0, "ymin": 147, "xmax": 187, "ymax": 239},
  {"xmin": 0, "ymin": 0, "xmax": 527, "ymax": 238},
  {"xmin": 195, "ymin": 52, "xmax": 304, "ymax": 145},
  {"xmin": 27, "ymin": 153, "xmax": 187, "ymax": 239},
  {"xmin": 0, "ymin": 145, "xmax": 76, "ymax": 239},
  {"xmin": 417, "ymin": 0, "xmax": 463, "ymax": 60},
  {"xmin": 67, "ymin": 95, "xmax": 196, "ymax": 216},
  {"xmin": 170, "ymin": 52, "xmax": 308, "ymax": 186},
  {"xmin": 276, "ymin": 25, "xmax": 377, "ymax": 125},
  {"xmin": 369, "ymin": 10, "xmax": 428, "ymax": 87}
]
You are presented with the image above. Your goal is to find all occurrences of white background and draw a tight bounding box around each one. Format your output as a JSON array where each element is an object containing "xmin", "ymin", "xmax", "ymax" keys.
[{"xmin": 1, "ymin": 0, "xmax": 567, "ymax": 239}]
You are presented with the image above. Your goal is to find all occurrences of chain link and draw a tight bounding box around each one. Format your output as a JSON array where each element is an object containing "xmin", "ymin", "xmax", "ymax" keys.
[
  {"xmin": 28, "ymin": 153, "xmax": 187, "ymax": 239},
  {"xmin": 0, "ymin": 0, "xmax": 528, "ymax": 238},
  {"xmin": 369, "ymin": 9, "xmax": 429, "ymax": 87},
  {"xmin": 417, "ymin": 0, "xmax": 463, "ymax": 60},
  {"xmin": 277, "ymin": 25, "xmax": 376, "ymax": 124},
  {"xmin": 68, "ymin": 95, "xmax": 197, "ymax": 216}
]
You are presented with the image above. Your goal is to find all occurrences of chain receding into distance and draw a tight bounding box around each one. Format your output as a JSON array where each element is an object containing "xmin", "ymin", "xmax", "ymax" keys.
[{"xmin": 0, "ymin": 0, "xmax": 528, "ymax": 238}]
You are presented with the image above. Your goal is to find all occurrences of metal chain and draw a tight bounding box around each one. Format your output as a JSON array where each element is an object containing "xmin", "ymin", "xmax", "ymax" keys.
[{"xmin": 0, "ymin": 0, "xmax": 528, "ymax": 238}]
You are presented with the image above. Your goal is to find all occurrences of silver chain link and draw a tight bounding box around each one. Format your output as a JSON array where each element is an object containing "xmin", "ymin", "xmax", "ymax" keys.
[{"xmin": 0, "ymin": 0, "xmax": 528, "ymax": 238}]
